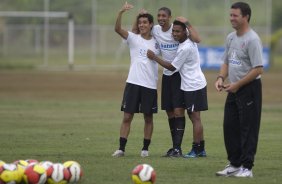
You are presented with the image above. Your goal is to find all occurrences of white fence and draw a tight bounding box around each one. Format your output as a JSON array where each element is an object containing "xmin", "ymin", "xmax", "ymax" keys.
[{"xmin": 0, "ymin": 24, "xmax": 271, "ymax": 69}]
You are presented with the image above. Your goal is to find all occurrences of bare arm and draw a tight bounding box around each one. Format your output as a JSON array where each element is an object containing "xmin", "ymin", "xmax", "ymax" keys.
[
  {"xmin": 147, "ymin": 50, "xmax": 176, "ymax": 71},
  {"xmin": 115, "ymin": 2, "xmax": 134, "ymax": 39},
  {"xmin": 215, "ymin": 63, "xmax": 228, "ymax": 92},
  {"xmin": 175, "ymin": 16, "xmax": 201, "ymax": 43},
  {"xmin": 187, "ymin": 26, "xmax": 201, "ymax": 43}
]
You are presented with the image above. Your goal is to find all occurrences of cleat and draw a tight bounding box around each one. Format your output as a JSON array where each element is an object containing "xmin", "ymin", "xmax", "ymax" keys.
[
  {"xmin": 184, "ymin": 149, "xmax": 207, "ymax": 158},
  {"xmin": 169, "ymin": 149, "xmax": 182, "ymax": 158},
  {"xmin": 184, "ymin": 149, "xmax": 197, "ymax": 158},
  {"xmin": 162, "ymin": 148, "xmax": 174, "ymax": 157},
  {"xmin": 140, "ymin": 150, "xmax": 149, "ymax": 157},
  {"xmin": 233, "ymin": 167, "xmax": 253, "ymax": 178},
  {"xmin": 198, "ymin": 150, "xmax": 207, "ymax": 157},
  {"xmin": 112, "ymin": 150, "xmax": 124, "ymax": 157},
  {"xmin": 216, "ymin": 164, "xmax": 241, "ymax": 177}
]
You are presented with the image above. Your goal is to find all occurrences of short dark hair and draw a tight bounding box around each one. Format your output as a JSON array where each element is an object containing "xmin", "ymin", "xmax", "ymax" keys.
[
  {"xmin": 231, "ymin": 2, "xmax": 251, "ymax": 22},
  {"xmin": 173, "ymin": 20, "xmax": 186, "ymax": 31},
  {"xmin": 158, "ymin": 7, "xmax": 171, "ymax": 16},
  {"xmin": 137, "ymin": 13, "xmax": 154, "ymax": 24}
]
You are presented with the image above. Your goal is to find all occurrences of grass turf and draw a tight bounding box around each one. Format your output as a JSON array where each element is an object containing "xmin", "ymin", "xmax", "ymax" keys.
[{"xmin": 0, "ymin": 70, "xmax": 281, "ymax": 184}]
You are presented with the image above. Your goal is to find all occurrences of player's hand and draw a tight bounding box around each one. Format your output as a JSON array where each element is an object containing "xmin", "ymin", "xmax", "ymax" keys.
[
  {"xmin": 176, "ymin": 16, "xmax": 191, "ymax": 26},
  {"xmin": 147, "ymin": 49, "xmax": 156, "ymax": 60},
  {"xmin": 215, "ymin": 78, "xmax": 225, "ymax": 92},
  {"xmin": 175, "ymin": 16, "xmax": 188, "ymax": 24},
  {"xmin": 120, "ymin": 1, "xmax": 134, "ymax": 13},
  {"xmin": 224, "ymin": 83, "xmax": 239, "ymax": 93},
  {"xmin": 139, "ymin": 8, "xmax": 148, "ymax": 15}
]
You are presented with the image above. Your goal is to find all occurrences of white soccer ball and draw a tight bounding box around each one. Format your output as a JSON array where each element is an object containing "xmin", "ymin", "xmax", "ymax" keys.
[
  {"xmin": 131, "ymin": 163, "xmax": 156, "ymax": 184},
  {"xmin": 0, "ymin": 163, "xmax": 21, "ymax": 184},
  {"xmin": 38, "ymin": 161, "xmax": 53, "ymax": 170},
  {"xmin": 63, "ymin": 161, "xmax": 83, "ymax": 183},
  {"xmin": 46, "ymin": 163, "xmax": 70, "ymax": 184}
]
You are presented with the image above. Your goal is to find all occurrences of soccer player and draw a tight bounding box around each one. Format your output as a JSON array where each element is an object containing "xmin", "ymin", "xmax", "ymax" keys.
[
  {"xmin": 112, "ymin": 2, "xmax": 160, "ymax": 158},
  {"xmin": 134, "ymin": 7, "xmax": 203, "ymax": 157},
  {"xmin": 147, "ymin": 19, "xmax": 208, "ymax": 158},
  {"xmin": 215, "ymin": 2, "xmax": 263, "ymax": 177}
]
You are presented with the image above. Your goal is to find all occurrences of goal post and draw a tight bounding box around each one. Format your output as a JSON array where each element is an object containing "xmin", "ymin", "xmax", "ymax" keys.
[{"xmin": 0, "ymin": 11, "xmax": 75, "ymax": 69}]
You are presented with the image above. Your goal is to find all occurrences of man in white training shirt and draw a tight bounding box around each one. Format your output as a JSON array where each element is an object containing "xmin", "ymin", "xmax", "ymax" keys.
[
  {"xmin": 147, "ymin": 20, "xmax": 208, "ymax": 158},
  {"xmin": 112, "ymin": 2, "xmax": 160, "ymax": 158}
]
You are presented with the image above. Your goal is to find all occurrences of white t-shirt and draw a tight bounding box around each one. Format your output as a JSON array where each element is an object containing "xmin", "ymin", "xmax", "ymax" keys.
[
  {"xmin": 125, "ymin": 31, "xmax": 160, "ymax": 89},
  {"xmin": 171, "ymin": 39, "xmax": 207, "ymax": 91},
  {"xmin": 152, "ymin": 25, "xmax": 179, "ymax": 76}
]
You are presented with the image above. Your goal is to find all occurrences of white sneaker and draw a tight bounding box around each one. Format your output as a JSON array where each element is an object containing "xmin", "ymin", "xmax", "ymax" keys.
[
  {"xmin": 233, "ymin": 167, "xmax": 253, "ymax": 178},
  {"xmin": 216, "ymin": 164, "xmax": 241, "ymax": 177},
  {"xmin": 112, "ymin": 150, "xmax": 124, "ymax": 157},
  {"xmin": 140, "ymin": 150, "xmax": 149, "ymax": 157}
]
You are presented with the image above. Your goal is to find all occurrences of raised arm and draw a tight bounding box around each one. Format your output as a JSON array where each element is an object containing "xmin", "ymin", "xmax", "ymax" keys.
[
  {"xmin": 147, "ymin": 50, "xmax": 176, "ymax": 71},
  {"xmin": 175, "ymin": 16, "xmax": 201, "ymax": 43},
  {"xmin": 115, "ymin": 2, "xmax": 134, "ymax": 39}
]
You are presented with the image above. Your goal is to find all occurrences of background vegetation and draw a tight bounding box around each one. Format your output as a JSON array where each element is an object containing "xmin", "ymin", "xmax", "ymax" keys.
[
  {"xmin": 0, "ymin": 0, "xmax": 281, "ymax": 69},
  {"xmin": 0, "ymin": 0, "xmax": 281, "ymax": 30}
]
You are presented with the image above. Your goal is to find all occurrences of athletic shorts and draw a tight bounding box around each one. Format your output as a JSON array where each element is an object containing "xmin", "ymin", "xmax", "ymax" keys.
[
  {"xmin": 121, "ymin": 83, "xmax": 158, "ymax": 114},
  {"xmin": 183, "ymin": 86, "xmax": 208, "ymax": 112},
  {"xmin": 161, "ymin": 72, "xmax": 185, "ymax": 111}
]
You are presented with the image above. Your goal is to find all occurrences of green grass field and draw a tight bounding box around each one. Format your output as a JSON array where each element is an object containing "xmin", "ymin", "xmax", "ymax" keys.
[{"xmin": 0, "ymin": 69, "xmax": 281, "ymax": 184}]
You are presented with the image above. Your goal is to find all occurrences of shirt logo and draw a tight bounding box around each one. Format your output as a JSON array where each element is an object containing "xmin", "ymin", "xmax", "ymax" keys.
[
  {"xmin": 159, "ymin": 43, "xmax": 179, "ymax": 51},
  {"xmin": 139, "ymin": 49, "xmax": 147, "ymax": 57},
  {"xmin": 241, "ymin": 40, "xmax": 247, "ymax": 48},
  {"xmin": 229, "ymin": 51, "xmax": 242, "ymax": 66}
]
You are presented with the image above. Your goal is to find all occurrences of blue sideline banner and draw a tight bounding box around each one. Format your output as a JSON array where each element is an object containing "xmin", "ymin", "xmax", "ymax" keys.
[{"xmin": 199, "ymin": 47, "xmax": 270, "ymax": 70}]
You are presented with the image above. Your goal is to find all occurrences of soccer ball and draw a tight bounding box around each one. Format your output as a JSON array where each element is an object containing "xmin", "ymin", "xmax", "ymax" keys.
[
  {"xmin": 38, "ymin": 161, "xmax": 53, "ymax": 170},
  {"xmin": 0, "ymin": 161, "xmax": 5, "ymax": 167},
  {"xmin": 131, "ymin": 164, "xmax": 156, "ymax": 184},
  {"xmin": 23, "ymin": 164, "xmax": 47, "ymax": 184},
  {"xmin": 0, "ymin": 163, "xmax": 21, "ymax": 184},
  {"xmin": 13, "ymin": 160, "xmax": 30, "ymax": 182},
  {"xmin": 46, "ymin": 163, "xmax": 70, "ymax": 184},
  {"xmin": 13, "ymin": 160, "xmax": 29, "ymax": 168},
  {"xmin": 63, "ymin": 161, "xmax": 83, "ymax": 183},
  {"xmin": 25, "ymin": 160, "xmax": 39, "ymax": 166}
]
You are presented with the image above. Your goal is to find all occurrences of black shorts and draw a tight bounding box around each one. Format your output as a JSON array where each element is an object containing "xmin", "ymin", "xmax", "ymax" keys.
[
  {"xmin": 121, "ymin": 83, "xmax": 158, "ymax": 114},
  {"xmin": 161, "ymin": 72, "xmax": 185, "ymax": 111},
  {"xmin": 183, "ymin": 86, "xmax": 208, "ymax": 112}
]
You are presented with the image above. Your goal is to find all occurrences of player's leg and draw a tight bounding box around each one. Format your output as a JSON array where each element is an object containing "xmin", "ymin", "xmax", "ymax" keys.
[
  {"xmin": 183, "ymin": 87, "xmax": 208, "ymax": 158},
  {"xmin": 140, "ymin": 86, "xmax": 158, "ymax": 157},
  {"xmin": 216, "ymin": 93, "xmax": 243, "ymax": 175},
  {"xmin": 224, "ymin": 93, "xmax": 242, "ymax": 165},
  {"xmin": 189, "ymin": 111, "xmax": 203, "ymax": 143},
  {"xmin": 185, "ymin": 111, "xmax": 206, "ymax": 158},
  {"xmin": 234, "ymin": 79, "xmax": 262, "ymax": 177},
  {"xmin": 120, "ymin": 112, "xmax": 134, "ymax": 138},
  {"xmin": 161, "ymin": 74, "xmax": 175, "ymax": 156},
  {"xmin": 167, "ymin": 72, "xmax": 186, "ymax": 157},
  {"xmin": 169, "ymin": 107, "xmax": 185, "ymax": 157},
  {"xmin": 112, "ymin": 83, "xmax": 139, "ymax": 157},
  {"xmin": 141, "ymin": 113, "xmax": 153, "ymax": 157}
]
